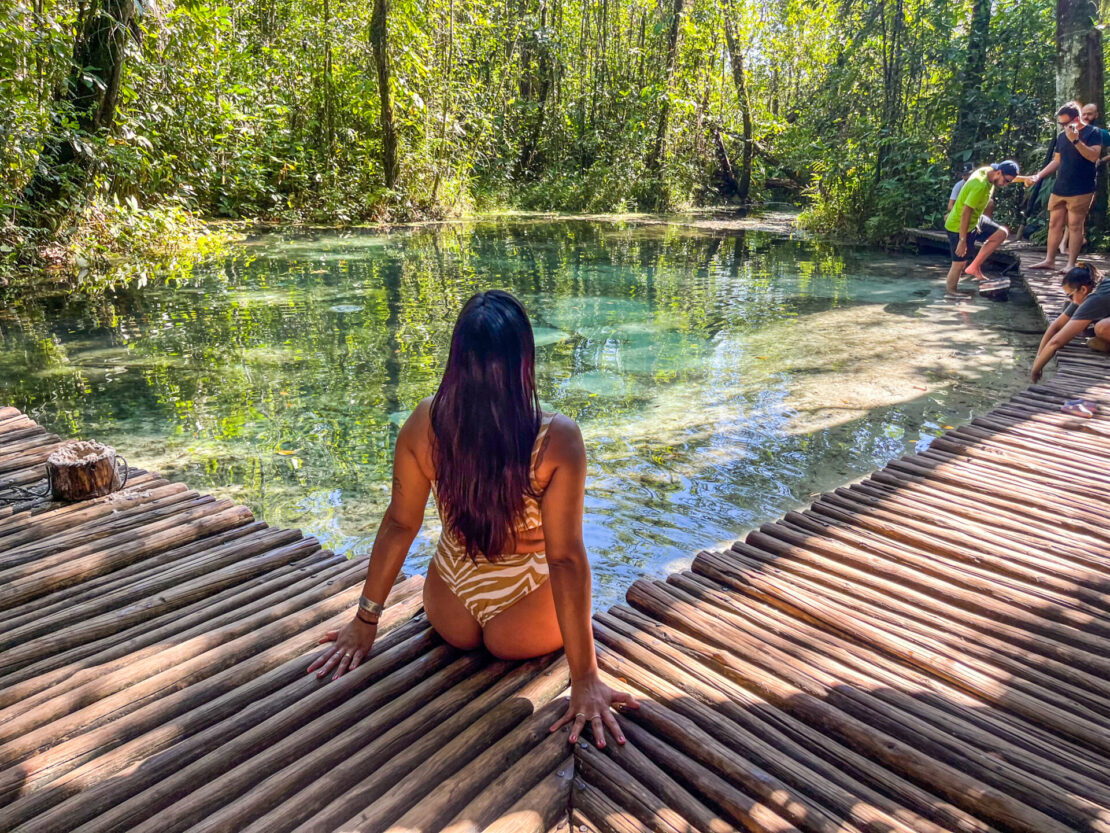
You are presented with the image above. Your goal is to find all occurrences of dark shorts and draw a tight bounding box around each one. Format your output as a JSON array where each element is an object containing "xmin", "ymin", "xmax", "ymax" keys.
[{"xmin": 946, "ymin": 216, "xmax": 1004, "ymax": 262}]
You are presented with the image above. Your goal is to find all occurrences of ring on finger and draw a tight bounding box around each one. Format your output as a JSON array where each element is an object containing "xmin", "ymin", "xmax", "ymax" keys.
[
  {"xmin": 588, "ymin": 714, "xmax": 601, "ymax": 720},
  {"xmin": 574, "ymin": 712, "xmax": 586, "ymax": 719}
]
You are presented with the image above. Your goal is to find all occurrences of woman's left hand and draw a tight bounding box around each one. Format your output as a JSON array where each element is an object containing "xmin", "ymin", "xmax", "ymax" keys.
[
  {"xmin": 307, "ymin": 616, "xmax": 378, "ymax": 681},
  {"xmin": 549, "ymin": 673, "xmax": 639, "ymax": 748}
]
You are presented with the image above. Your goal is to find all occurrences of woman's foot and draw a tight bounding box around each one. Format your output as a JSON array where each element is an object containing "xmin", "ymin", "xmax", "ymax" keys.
[
  {"xmin": 1028, "ymin": 260, "xmax": 1057, "ymax": 270},
  {"xmin": 1087, "ymin": 336, "xmax": 1110, "ymax": 353}
]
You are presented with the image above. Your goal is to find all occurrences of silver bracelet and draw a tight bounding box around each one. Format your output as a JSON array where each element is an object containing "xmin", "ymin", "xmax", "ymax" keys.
[{"xmin": 358, "ymin": 595, "xmax": 384, "ymax": 618}]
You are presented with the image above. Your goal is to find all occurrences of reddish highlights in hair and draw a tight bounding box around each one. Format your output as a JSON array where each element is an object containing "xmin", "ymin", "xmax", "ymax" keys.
[{"xmin": 430, "ymin": 290, "xmax": 542, "ymax": 561}]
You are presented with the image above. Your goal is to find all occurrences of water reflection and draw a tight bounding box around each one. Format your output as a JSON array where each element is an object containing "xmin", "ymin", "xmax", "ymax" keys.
[{"xmin": 0, "ymin": 220, "xmax": 1043, "ymax": 607}]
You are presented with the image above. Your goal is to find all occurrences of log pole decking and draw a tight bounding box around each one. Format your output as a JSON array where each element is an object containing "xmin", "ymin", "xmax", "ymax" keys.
[{"xmin": 2, "ymin": 244, "xmax": 1109, "ymax": 832}]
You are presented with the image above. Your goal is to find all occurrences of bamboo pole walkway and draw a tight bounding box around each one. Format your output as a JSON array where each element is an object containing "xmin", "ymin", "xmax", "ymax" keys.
[{"xmin": 2, "ymin": 244, "xmax": 1109, "ymax": 832}]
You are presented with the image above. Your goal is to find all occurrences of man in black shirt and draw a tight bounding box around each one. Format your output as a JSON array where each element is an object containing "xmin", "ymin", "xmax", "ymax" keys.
[{"xmin": 1028, "ymin": 102, "xmax": 1104, "ymax": 271}]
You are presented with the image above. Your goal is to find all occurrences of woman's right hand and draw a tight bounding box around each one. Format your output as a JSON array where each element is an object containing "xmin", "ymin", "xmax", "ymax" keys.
[
  {"xmin": 307, "ymin": 616, "xmax": 378, "ymax": 681},
  {"xmin": 550, "ymin": 672, "xmax": 639, "ymax": 748}
]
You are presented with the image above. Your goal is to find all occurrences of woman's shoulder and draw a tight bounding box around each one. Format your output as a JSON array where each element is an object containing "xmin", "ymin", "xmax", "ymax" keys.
[
  {"xmin": 398, "ymin": 397, "xmax": 435, "ymax": 447},
  {"xmin": 541, "ymin": 413, "xmax": 585, "ymax": 462}
]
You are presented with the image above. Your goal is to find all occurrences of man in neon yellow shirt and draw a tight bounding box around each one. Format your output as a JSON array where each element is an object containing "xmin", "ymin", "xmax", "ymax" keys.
[{"xmin": 943, "ymin": 160, "xmax": 1027, "ymax": 293}]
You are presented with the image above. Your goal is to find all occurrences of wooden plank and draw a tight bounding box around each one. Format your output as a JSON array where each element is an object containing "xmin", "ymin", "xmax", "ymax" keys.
[
  {"xmin": 593, "ymin": 618, "xmax": 993, "ymax": 833},
  {"xmin": 441, "ymin": 728, "xmax": 576, "ymax": 833},
  {"xmin": 0, "ymin": 539, "xmax": 336, "ymax": 704},
  {"xmin": 0, "ymin": 503, "xmax": 256, "ymax": 610},
  {"xmin": 237, "ymin": 656, "xmax": 557, "ymax": 833},
  {"xmin": 592, "ymin": 718, "xmax": 799, "ymax": 833},
  {"xmin": 0, "ymin": 577, "xmax": 422, "ymax": 803},
  {"xmin": 573, "ymin": 784, "xmax": 653, "ymax": 833},
  {"xmin": 474, "ymin": 757, "xmax": 573, "ymax": 833},
  {"xmin": 594, "ymin": 611, "xmax": 1076, "ymax": 833},
  {"xmin": 5, "ymin": 613, "xmax": 436, "ymax": 833},
  {"xmin": 298, "ymin": 657, "xmax": 571, "ymax": 833},
  {"xmin": 649, "ymin": 576, "xmax": 1110, "ymax": 788}
]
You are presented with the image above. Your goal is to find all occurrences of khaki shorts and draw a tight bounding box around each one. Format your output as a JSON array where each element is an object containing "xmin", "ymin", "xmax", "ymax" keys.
[{"xmin": 1048, "ymin": 192, "xmax": 1095, "ymax": 217}]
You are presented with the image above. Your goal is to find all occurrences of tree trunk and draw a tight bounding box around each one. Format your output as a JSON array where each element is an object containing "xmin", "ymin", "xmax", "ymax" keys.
[
  {"xmin": 323, "ymin": 0, "xmax": 335, "ymax": 168},
  {"xmin": 370, "ymin": 0, "xmax": 399, "ymax": 191},
  {"xmin": 722, "ymin": 8, "xmax": 752, "ymax": 202},
  {"xmin": 875, "ymin": 0, "xmax": 905, "ymax": 182},
  {"xmin": 950, "ymin": 0, "xmax": 991, "ymax": 162},
  {"xmin": 713, "ymin": 127, "xmax": 739, "ymax": 198},
  {"xmin": 22, "ymin": 0, "xmax": 138, "ymax": 221},
  {"xmin": 47, "ymin": 441, "xmax": 123, "ymax": 502},
  {"xmin": 644, "ymin": 0, "xmax": 684, "ymax": 176},
  {"xmin": 516, "ymin": 1, "xmax": 552, "ymax": 179},
  {"xmin": 1056, "ymin": 0, "xmax": 1103, "ymax": 107}
]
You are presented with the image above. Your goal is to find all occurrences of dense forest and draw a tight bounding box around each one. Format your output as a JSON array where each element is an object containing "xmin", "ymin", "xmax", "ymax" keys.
[{"xmin": 0, "ymin": 0, "xmax": 1104, "ymax": 269}]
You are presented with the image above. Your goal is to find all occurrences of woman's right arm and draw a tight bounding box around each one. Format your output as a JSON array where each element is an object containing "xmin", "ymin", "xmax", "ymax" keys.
[
  {"xmin": 1038, "ymin": 312, "xmax": 1069, "ymax": 355},
  {"xmin": 307, "ymin": 405, "xmax": 432, "ymax": 681},
  {"xmin": 1032, "ymin": 316, "xmax": 1091, "ymax": 383},
  {"xmin": 541, "ymin": 417, "xmax": 638, "ymax": 748}
]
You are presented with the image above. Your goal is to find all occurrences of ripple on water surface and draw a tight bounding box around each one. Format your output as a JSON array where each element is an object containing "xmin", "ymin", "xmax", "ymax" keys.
[{"xmin": 0, "ymin": 220, "xmax": 1044, "ymax": 608}]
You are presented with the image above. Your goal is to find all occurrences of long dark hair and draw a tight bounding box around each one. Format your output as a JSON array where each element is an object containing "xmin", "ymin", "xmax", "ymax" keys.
[{"xmin": 431, "ymin": 290, "xmax": 542, "ymax": 560}]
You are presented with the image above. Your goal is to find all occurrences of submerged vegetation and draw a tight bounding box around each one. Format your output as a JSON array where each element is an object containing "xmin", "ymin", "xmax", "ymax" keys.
[{"xmin": 0, "ymin": 0, "xmax": 1103, "ymax": 279}]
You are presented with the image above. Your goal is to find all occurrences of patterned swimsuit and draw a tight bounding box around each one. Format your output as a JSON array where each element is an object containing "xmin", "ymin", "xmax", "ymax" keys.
[{"xmin": 431, "ymin": 413, "xmax": 555, "ymax": 626}]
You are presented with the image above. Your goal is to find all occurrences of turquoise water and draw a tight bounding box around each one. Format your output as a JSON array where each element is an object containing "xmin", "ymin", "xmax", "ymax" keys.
[{"xmin": 0, "ymin": 219, "xmax": 1043, "ymax": 607}]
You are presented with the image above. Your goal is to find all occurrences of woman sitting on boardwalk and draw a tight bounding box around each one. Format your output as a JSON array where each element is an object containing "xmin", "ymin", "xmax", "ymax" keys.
[
  {"xmin": 307, "ymin": 290, "xmax": 636, "ymax": 747},
  {"xmin": 1031, "ymin": 263, "xmax": 1110, "ymax": 382}
]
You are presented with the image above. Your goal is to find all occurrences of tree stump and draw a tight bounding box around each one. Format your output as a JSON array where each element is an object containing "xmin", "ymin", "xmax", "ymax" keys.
[{"xmin": 47, "ymin": 440, "xmax": 123, "ymax": 502}]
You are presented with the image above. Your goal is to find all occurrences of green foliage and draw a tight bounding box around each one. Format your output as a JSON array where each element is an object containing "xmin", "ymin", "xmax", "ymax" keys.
[
  {"xmin": 1, "ymin": 196, "xmax": 233, "ymax": 287},
  {"xmin": 0, "ymin": 0, "xmax": 1074, "ymax": 248}
]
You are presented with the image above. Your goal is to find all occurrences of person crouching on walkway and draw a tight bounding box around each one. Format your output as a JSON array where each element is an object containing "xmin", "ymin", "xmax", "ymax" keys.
[
  {"xmin": 943, "ymin": 160, "xmax": 1024, "ymax": 293},
  {"xmin": 306, "ymin": 289, "xmax": 637, "ymax": 748},
  {"xmin": 1031, "ymin": 263, "xmax": 1110, "ymax": 382},
  {"xmin": 1028, "ymin": 102, "xmax": 1104, "ymax": 272}
]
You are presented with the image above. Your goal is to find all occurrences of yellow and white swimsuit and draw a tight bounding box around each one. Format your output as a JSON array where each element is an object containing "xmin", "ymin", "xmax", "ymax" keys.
[{"xmin": 431, "ymin": 413, "xmax": 555, "ymax": 626}]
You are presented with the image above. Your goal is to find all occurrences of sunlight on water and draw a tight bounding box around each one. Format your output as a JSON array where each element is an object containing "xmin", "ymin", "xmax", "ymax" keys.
[{"xmin": 0, "ymin": 220, "xmax": 1044, "ymax": 607}]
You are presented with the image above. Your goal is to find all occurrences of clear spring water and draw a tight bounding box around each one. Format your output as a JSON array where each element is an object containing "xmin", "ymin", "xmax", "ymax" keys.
[{"xmin": 0, "ymin": 219, "xmax": 1045, "ymax": 608}]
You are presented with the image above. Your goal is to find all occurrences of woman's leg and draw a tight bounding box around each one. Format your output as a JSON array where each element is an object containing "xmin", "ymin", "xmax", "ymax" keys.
[
  {"xmin": 482, "ymin": 579, "xmax": 563, "ymax": 660},
  {"xmin": 424, "ymin": 561, "xmax": 483, "ymax": 650},
  {"xmin": 1090, "ymin": 317, "xmax": 1110, "ymax": 352}
]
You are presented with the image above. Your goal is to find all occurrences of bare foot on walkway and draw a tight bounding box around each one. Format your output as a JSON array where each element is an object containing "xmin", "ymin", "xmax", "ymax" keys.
[
  {"xmin": 963, "ymin": 263, "xmax": 987, "ymax": 280},
  {"xmin": 1088, "ymin": 336, "xmax": 1110, "ymax": 353},
  {"xmin": 1028, "ymin": 260, "xmax": 1057, "ymax": 270}
]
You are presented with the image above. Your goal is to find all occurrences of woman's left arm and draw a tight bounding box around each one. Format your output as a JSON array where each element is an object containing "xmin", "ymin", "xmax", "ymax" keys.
[
  {"xmin": 1032, "ymin": 317, "xmax": 1091, "ymax": 382},
  {"xmin": 541, "ymin": 417, "xmax": 638, "ymax": 748},
  {"xmin": 307, "ymin": 405, "xmax": 432, "ymax": 681}
]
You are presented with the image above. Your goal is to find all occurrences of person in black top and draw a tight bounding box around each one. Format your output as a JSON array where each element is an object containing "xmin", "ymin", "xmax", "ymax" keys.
[
  {"xmin": 1031, "ymin": 264, "xmax": 1110, "ymax": 382},
  {"xmin": 1027, "ymin": 102, "xmax": 1104, "ymax": 272}
]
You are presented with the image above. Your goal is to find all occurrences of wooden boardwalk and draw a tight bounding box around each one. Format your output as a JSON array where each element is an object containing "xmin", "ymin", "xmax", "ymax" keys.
[{"xmin": 2, "ymin": 245, "xmax": 1110, "ymax": 832}]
